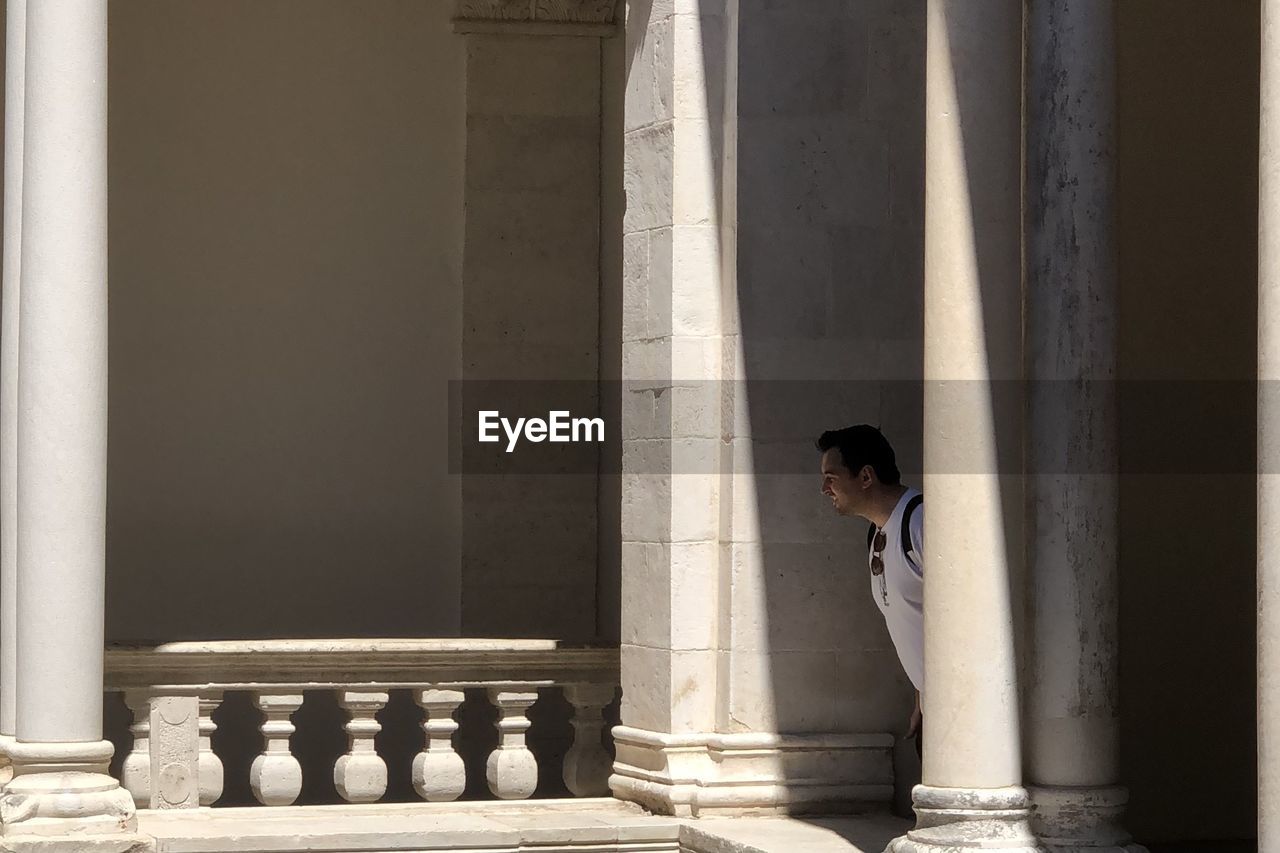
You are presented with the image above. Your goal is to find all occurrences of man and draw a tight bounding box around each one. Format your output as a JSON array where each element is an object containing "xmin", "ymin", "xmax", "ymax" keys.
[{"xmin": 817, "ymin": 424, "xmax": 923, "ymax": 758}]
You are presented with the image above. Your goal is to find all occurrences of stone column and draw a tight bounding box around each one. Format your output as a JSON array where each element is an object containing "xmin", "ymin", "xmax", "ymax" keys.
[
  {"xmin": 1260, "ymin": 2, "xmax": 1280, "ymax": 849},
  {"xmin": 0, "ymin": 0, "xmax": 142, "ymax": 846},
  {"xmin": 1025, "ymin": 3, "xmax": 1145, "ymax": 852},
  {"xmin": 0, "ymin": 0, "xmax": 27, "ymax": 786},
  {"xmin": 889, "ymin": 1, "xmax": 1040, "ymax": 850}
]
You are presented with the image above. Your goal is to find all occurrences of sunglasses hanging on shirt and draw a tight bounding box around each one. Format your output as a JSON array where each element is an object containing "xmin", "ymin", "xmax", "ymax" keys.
[{"xmin": 871, "ymin": 530, "xmax": 888, "ymax": 607}]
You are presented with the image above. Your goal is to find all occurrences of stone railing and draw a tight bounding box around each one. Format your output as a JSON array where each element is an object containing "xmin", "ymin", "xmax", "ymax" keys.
[{"xmin": 103, "ymin": 639, "xmax": 618, "ymax": 810}]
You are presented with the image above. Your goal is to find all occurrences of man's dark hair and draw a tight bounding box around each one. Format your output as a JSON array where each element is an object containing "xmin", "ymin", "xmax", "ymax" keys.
[{"xmin": 816, "ymin": 424, "xmax": 901, "ymax": 485}]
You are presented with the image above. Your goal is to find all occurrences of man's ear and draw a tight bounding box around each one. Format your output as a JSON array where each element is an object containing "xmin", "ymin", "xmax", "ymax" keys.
[{"xmin": 858, "ymin": 464, "xmax": 875, "ymax": 488}]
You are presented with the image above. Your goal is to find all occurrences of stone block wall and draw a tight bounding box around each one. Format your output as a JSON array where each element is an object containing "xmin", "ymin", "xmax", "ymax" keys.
[
  {"xmin": 727, "ymin": 0, "xmax": 925, "ymax": 740},
  {"xmin": 614, "ymin": 0, "xmax": 925, "ymax": 814}
]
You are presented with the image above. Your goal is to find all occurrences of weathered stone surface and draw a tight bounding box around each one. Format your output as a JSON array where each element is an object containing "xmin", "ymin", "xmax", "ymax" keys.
[
  {"xmin": 148, "ymin": 696, "xmax": 199, "ymax": 810},
  {"xmin": 139, "ymin": 800, "xmax": 682, "ymax": 852},
  {"xmin": 612, "ymin": 727, "xmax": 893, "ymax": 818}
]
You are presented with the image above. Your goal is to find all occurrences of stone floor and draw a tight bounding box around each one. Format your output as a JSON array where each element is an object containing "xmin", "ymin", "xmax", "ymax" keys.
[
  {"xmin": 137, "ymin": 799, "xmax": 911, "ymax": 853},
  {"xmin": 677, "ymin": 814, "xmax": 909, "ymax": 853}
]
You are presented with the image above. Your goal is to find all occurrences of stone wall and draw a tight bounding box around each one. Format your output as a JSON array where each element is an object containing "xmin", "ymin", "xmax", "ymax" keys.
[
  {"xmin": 458, "ymin": 31, "xmax": 605, "ymax": 642},
  {"xmin": 616, "ymin": 0, "xmax": 926, "ymax": 814},
  {"xmin": 103, "ymin": 1, "xmax": 467, "ymax": 642},
  {"xmin": 728, "ymin": 0, "xmax": 926, "ymax": 807},
  {"xmin": 731, "ymin": 0, "xmax": 924, "ymax": 737}
]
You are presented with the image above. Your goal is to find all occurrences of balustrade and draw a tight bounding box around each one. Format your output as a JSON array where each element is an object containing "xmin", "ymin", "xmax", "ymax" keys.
[{"xmin": 103, "ymin": 640, "xmax": 617, "ymax": 810}]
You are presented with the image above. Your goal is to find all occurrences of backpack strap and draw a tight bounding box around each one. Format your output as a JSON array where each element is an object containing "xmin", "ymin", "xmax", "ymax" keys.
[
  {"xmin": 901, "ymin": 494, "xmax": 924, "ymax": 561},
  {"xmin": 866, "ymin": 495, "xmax": 923, "ymax": 561}
]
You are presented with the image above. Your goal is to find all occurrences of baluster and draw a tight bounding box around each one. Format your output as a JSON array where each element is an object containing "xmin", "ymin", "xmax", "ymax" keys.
[
  {"xmin": 120, "ymin": 691, "xmax": 151, "ymax": 807},
  {"xmin": 412, "ymin": 688, "xmax": 465, "ymax": 802},
  {"xmin": 485, "ymin": 688, "xmax": 539, "ymax": 800},
  {"xmin": 197, "ymin": 691, "xmax": 224, "ymax": 806},
  {"xmin": 562, "ymin": 683, "xmax": 615, "ymax": 797},
  {"xmin": 250, "ymin": 692, "xmax": 303, "ymax": 806},
  {"xmin": 334, "ymin": 690, "xmax": 388, "ymax": 803}
]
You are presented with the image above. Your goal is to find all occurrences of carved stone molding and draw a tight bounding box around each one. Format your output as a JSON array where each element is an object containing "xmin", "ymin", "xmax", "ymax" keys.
[
  {"xmin": 453, "ymin": 0, "xmax": 619, "ymax": 36},
  {"xmin": 610, "ymin": 726, "xmax": 895, "ymax": 818}
]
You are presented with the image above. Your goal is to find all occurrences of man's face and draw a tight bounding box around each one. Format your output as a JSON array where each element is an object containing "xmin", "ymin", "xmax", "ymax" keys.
[{"xmin": 820, "ymin": 448, "xmax": 863, "ymax": 517}]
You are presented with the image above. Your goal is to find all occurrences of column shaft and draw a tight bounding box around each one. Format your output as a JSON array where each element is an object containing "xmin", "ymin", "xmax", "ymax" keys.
[
  {"xmin": 892, "ymin": 0, "xmax": 1040, "ymax": 850},
  {"xmin": 1028, "ymin": 0, "xmax": 1118, "ymax": 793},
  {"xmin": 15, "ymin": 0, "xmax": 110, "ymax": 743},
  {"xmin": 1, "ymin": 0, "xmax": 27, "ymax": 755},
  {"xmin": 1026, "ymin": 4, "xmax": 1144, "ymax": 850},
  {"xmin": 921, "ymin": 0, "xmax": 1024, "ymax": 787},
  {"xmin": 1259, "ymin": 1, "xmax": 1280, "ymax": 849}
]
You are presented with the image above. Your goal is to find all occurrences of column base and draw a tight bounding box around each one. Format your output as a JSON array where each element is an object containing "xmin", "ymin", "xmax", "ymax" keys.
[
  {"xmin": 610, "ymin": 725, "xmax": 893, "ymax": 817},
  {"xmin": 0, "ymin": 740, "xmax": 140, "ymax": 841},
  {"xmin": 0, "ymin": 836, "xmax": 153, "ymax": 853},
  {"xmin": 885, "ymin": 784, "xmax": 1046, "ymax": 853},
  {"xmin": 0, "ymin": 734, "xmax": 15, "ymax": 787},
  {"xmin": 1030, "ymin": 785, "xmax": 1148, "ymax": 853}
]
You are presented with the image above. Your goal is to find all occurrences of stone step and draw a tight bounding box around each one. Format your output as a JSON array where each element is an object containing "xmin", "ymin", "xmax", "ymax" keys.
[
  {"xmin": 137, "ymin": 800, "xmax": 910, "ymax": 853},
  {"xmin": 676, "ymin": 815, "xmax": 909, "ymax": 853},
  {"xmin": 139, "ymin": 799, "xmax": 681, "ymax": 853}
]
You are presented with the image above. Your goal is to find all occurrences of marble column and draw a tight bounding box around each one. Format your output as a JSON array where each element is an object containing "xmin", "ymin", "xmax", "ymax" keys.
[
  {"xmin": 1259, "ymin": 1, "xmax": 1280, "ymax": 849},
  {"xmin": 0, "ymin": 0, "xmax": 141, "ymax": 846},
  {"xmin": 0, "ymin": 0, "xmax": 27, "ymax": 787},
  {"xmin": 1025, "ymin": 2, "xmax": 1145, "ymax": 851},
  {"xmin": 888, "ymin": 0, "xmax": 1040, "ymax": 850}
]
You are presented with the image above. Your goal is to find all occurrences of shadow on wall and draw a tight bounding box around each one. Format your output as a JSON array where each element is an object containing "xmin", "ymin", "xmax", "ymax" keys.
[
  {"xmin": 733, "ymin": 0, "xmax": 927, "ymax": 812},
  {"xmin": 732, "ymin": 0, "xmax": 1262, "ymax": 844}
]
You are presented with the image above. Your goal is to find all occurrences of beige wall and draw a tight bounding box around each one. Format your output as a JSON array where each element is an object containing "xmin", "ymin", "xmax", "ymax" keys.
[
  {"xmin": 1117, "ymin": 0, "xmax": 1258, "ymax": 844},
  {"xmin": 457, "ymin": 33, "xmax": 605, "ymax": 642},
  {"xmin": 104, "ymin": 1, "xmax": 466, "ymax": 642},
  {"xmin": 733, "ymin": 0, "xmax": 924, "ymax": 738}
]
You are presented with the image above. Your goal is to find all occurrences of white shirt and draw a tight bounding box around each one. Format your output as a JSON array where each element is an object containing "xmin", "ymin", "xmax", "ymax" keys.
[{"xmin": 867, "ymin": 488, "xmax": 924, "ymax": 691}]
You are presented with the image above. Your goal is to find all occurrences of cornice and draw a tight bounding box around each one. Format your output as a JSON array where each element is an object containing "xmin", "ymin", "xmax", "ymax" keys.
[{"xmin": 453, "ymin": 0, "xmax": 620, "ymax": 36}]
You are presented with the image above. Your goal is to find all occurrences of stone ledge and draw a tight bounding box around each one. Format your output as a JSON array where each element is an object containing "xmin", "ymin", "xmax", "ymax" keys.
[
  {"xmin": 453, "ymin": 0, "xmax": 620, "ymax": 36},
  {"xmin": 104, "ymin": 639, "xmax": 618, "ymax": 689},
  {"xmin": 454, "ymin": 19, "xmax": 617, "ymax": 36}
]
